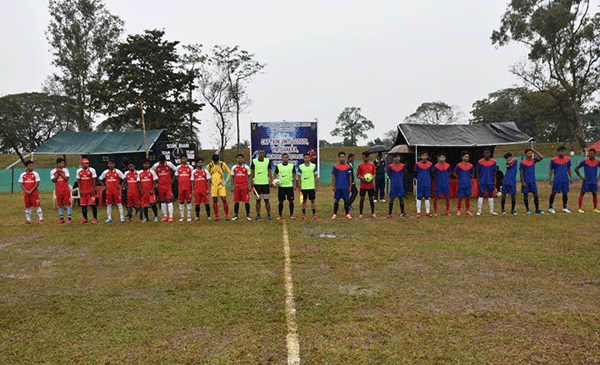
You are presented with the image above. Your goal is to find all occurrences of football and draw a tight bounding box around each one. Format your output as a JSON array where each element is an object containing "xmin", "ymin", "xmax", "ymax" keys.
[
  {"xmin": 363, "ymin": 173, "xmax": 373, "ymax": 183},
  {"xmin": 272, "ymin": 178, "xmax": 281, "ymax": 187}
]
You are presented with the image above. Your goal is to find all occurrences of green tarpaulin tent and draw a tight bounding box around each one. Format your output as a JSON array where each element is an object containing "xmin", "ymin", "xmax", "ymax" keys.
[{"xmin": 35, "ymin": 130, "xmax": 167, "ymax": 155}]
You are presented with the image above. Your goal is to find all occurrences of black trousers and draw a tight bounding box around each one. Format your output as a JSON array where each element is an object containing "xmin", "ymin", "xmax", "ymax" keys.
[{"xmin": 374, "ymin": 177, "xmax": 386, "ymax": 200}]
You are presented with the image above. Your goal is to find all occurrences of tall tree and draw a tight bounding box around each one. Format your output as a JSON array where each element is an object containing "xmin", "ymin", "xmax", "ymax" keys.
[
  {"xmin": 331, "ymin": 107, "xmax": 374, "ymax": 147},
  {"xmin": 90, "ymin": 30, "xmax": 203, "ymax": 140},
  {"xmin": 46, "ymin": 0, "xmax": 124, "ymax": 131},
  {"xmin": 181, "ymin": 44, "xmax": 206, "ymax": 145},
  {"xmin": 404, "ymin": 102, "xmax": 463, "ymax": 124},
  {"xmin": 492, "ymin": 0, "xmax": 600, "ymax": 149}
]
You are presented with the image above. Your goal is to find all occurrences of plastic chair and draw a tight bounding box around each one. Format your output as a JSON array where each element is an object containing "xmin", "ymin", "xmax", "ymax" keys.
[
  {"xmin": 94, "ymin": 185, "xmax": 105, "ymax": 206},
  {"xmin": 70, "ymin": 186, "xmax": 79, "ymax": 207}
]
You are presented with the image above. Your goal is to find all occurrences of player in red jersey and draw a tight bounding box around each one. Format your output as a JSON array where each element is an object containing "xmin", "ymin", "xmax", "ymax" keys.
[
  {"xmin": 356, "ymin": 151, "xmax": 377, "ymax": 219},
  {"xmin": 19, "ymin": 160, "xmax": 44, "ymax": 224},
  {"xmin": 175, "ymin": 155, "xmax": 194, "ymax": 222},
  {"xmin": 152, "ymin": 155, "xmax": 177, "ymax": 222},
  {"xmin": 99, "ymin": 160, "xmax": 126, "ymax": 223},
  {"xmin": 50, "ymin": 157, "xmax": 72, "ymax": 223},
  {"xmin": 192, "ymin": 158, "xmax": 212, "ymax": 221},
  {"xmin": 123, "ymin": 162, "xmax": 142, "ymax": 222},
  {"xmin": 138, "ymin": 159, "xmax": 159, "ymax": 222},
  {"xmin": 230, "ymin": 153, "xmax": 252, "ymax": 221},
  {"xmin": 76, "ymin": 158, "xmax": 98, "ymax": 223}
]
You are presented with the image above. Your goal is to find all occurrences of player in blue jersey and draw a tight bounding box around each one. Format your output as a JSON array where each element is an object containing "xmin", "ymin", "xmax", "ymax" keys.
[
  {"xmin": 519, "ymin": 148, "xmax": 544, "ymax": 214},
  {"xmin": 433, "ymin": 153, "xmax": 451, "ymax": 216},
  {"xmin": 575, "ymin": 148, "xmax": 600, "ymax": 213},
  {"xmin": 476, "ymin": 148, "xmax": 498, "ymax": 216},
  {"xmin": 501, "ymin": 152, "xmax": 519, "ymax": 215},
  {"xmin": 387, "ymin": 154, "xmax": 408, "ymax": 218},
  {"xmin": 548, "ymin": 146, "xmax": 573, "ymax": 214},
  {"xmin": 414, "ymin": 151, "xmax": 434, "ymax": 217},
  {"xmin": 454, "ymin": 151, "xmax": 474, "ymax": 216},
  {"xmin": 331, "ymin": 151, "xmax": 353, "ymax": 220}
]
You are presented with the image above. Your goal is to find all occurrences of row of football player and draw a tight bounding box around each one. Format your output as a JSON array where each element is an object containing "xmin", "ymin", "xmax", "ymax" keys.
[{"xmin": 17, "ymin": 146, "xmax": 599, "ymax": 224}]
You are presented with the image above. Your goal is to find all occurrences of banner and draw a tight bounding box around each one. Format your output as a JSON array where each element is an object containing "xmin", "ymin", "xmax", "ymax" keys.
[{"xmin": 250, "ymin": 122, "xmax": 319, "ymax": 175}]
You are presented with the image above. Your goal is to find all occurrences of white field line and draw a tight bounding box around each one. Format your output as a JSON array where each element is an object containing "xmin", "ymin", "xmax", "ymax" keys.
[{"xmin": 282, "ymin": 220, "xmax": 300, "ymax": 365}]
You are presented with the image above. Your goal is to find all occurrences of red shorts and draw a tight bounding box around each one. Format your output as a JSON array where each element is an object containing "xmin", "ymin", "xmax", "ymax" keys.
[
  {"xmin": 141, "ymin": 192, "xmax": 157, "ymax": 207},
  {"xmin": 234, "ymin": 186, "xmax": 250, "ymax": 203},
  {"xmin": 127, "ymin": 190, "xmax": 141, "ymax": 207},
  {"xmin": 194, "ymin": 191, "xmax": 209, "ymax": 205},
  {"xmin": 106, "ymin": 189, "xmax": 122, "ymax": 205},
  {"xmin": 178, "ymin": 188, "xmax": 192, "ymax": 202},
  {"xmin": 23, "ymin": 190, "xmax": 40, "ymax": 209},
  {"xmin": 158, "ymin": 185, "xmax": 173, "ymax": 201},
  {"xmin": 80, "ymin": 191, "xmax": 96, "ymax": 206},
  {"xmin": 56, "ymin": 190, "xmax": 71, "ymax": 207}
]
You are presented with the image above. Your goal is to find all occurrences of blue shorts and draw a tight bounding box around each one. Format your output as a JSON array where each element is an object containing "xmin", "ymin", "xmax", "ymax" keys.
[
  {"xmin": 522, "ymin": 182, "xmax": 538, "ymax": 194},
  {"xmin": 334, "ymin": 188, "xmax": 349, "ymax": 201},
  {"xmin": 581, "ymin": 183, "xmax": 598, "ymax": 194},
  {"xmin": 479, "ymin": 183, "xmax": 495, "ymax": 195},
  {"xmin": 389, "ymin": 186, "xmax": 405, "ymax": 199},
  {"xmin": 435, "ymin": 185, "xmax": 450, "ymax": 197},
  {"xmin": 552, "ymin": 181, "xmax": 569, "ymax": 194},
  {"xmin": 502, "ymin": 184, "xmax": 516, "ymax": 196},
  {"xmin": 457, "ymin": 185, "xmax": 471, "ymax": 198},
  {"xmin": 417, "ymin": 184, "xmax": 431, "ymax": 199}
]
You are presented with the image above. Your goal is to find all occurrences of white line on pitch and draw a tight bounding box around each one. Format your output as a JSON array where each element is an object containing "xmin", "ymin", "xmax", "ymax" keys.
[{"xmin": 282, "ymin": 220, "xmax": 300, "ymax": 365}]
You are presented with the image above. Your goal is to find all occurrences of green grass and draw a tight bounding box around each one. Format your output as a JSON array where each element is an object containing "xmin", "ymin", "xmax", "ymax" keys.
[{"xmin": 1, "ymin": 185, "xmax": 599, "ymax": 364}]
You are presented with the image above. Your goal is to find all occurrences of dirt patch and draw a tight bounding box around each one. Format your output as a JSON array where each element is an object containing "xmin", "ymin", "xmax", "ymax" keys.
[{"xmin": 0, "ymin": 234, "xmax": 44, "ymax": 249}]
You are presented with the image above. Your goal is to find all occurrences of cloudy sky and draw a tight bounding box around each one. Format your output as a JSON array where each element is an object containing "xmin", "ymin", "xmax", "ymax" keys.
[{"xmin": 1, "ymin": 0, "xmax": 536, "ymax": 148}]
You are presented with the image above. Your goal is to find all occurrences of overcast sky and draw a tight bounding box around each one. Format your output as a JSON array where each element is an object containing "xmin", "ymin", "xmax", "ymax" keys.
[{"xmin": 1, "ymin": 0, "xmax": 539, "ymax": 148}]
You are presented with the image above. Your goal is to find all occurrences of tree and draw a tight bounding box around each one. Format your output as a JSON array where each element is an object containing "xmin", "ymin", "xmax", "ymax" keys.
[
  {"xmin": 404, "ymin": 102, "xmax": 464, "ymax": 124},
  {"xmin": 232, "ymin": 139, "xmax": 250, "ymax": 150},
  {"xmin": 90, "ymin": 30, "xmax": 203, "ymax": 140},
  {"xmin": 46, "ymin": 0, "xmax": 124, "ymax": 131},
  {"xmin": 368, "ymin": 129, "xmax": 397, "ymax": 147},
  {"xmin": 0, "ymin": 93, "xmax": 77, "ymax": 162},
  {"xmin": 492, "ymin": 0, "xmax": 600, "ymax": 149},
  {"xmin": 181, "ymin": 44, "xmax": 206, "ymax": 144},
  {"xmin": 331, "ymin": 107, "xmax": 374, "ymax": 147}
]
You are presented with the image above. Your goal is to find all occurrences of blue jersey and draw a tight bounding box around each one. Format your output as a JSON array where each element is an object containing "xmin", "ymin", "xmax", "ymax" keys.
[
  {"xmin": 434, "ymin": 163, "xmax": 451, "ymax": 189},
  {"xmin": 519, "ymin": 157, "xmax": 540, "ymax": 184},
  {"xmin": 577, "ymin": 158, "xmax": 599, "ymax": 183},
  {"xmin": 503, "ymin": 159, "xmax": 518, "ymax": 186},
  {"xmin": 387, "ymin": 163, "xmax": 406, "ymax": 189},
  {"xmin": 414, "ymin": 161, "xmax": 433, "ymax": 187},
  {"xmin": 454, "ymin": 162, "xmax": 474, "ymax": 188},
  {"xmin": 477, "ymin": 158, "xmax": 497, "ymax": 185},
  {"xmin": 332, "ymin": 163, "xmax": 352, "ymax": 190},
  {"xmin": 550, "ymin": 156, "xmax": 571, "ymax": 182}
]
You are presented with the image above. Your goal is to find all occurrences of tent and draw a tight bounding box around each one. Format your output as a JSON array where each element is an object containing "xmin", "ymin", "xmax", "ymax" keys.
[
  {"xmin": 35, "ymin": 130, "xmax": 168, "ymax": 171},
  {"xmin": 391, "ymin": 122, "xmax": 534, "ymax": 195},
  {"xmin": 584, "ymin": 140, "xmax": 600, "ymax": 153}
]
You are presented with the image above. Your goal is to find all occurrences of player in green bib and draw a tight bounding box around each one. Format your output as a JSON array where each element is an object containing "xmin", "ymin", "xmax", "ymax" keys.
[
  {"xmin": 297, "ymin": 152, "xmax": 319, "ymax": 219},
  {"xmin": 251, "ymin": 149, "xmax": 273, "ymax": 220},
  {"xmin": 274, "ymin": 153, "xmax": 297, "ymax": 220}
]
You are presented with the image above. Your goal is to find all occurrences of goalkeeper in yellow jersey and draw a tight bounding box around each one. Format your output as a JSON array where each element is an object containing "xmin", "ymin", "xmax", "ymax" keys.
[{"xmin": 207, "ymin": 154, "xmax": 231, "ymax": 221}]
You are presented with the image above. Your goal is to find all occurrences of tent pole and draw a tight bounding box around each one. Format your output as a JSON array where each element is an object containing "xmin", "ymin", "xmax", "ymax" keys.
[{"xmin": 141, "ymin": 104, "xmax": 149, "ymax": 159}]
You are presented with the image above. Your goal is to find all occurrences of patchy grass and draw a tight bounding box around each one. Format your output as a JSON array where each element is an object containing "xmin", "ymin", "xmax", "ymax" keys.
[{"xmin": 1, "ymin": 186, "xmax": 599, "ymax": 364}]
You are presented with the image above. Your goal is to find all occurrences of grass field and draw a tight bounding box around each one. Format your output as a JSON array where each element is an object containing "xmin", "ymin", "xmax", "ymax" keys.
[{"xmin": 1, "ymin": 185, "xmax": 599, "ymax": 364}]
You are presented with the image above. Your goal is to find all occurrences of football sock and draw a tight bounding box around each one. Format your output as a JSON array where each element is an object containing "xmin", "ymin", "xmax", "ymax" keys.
[
  {"xmin": 303, "ymin": 208, "xmax": 307, "ymax": 214},
  {"xmin": 36, "ymin": 207, "xmax": 43, "ymax": 220},
  {"xmin": 511, "ymin": 196, "xmax": 516, "ymax": 211},
  {"xmin": 278, "ymin": 202, "xmax": 283, "ymax": 215},
  {"xmin": 501, "ymin": 196, "xmax": 506, "ymax": 211},
  {"xmin": 66, "ymin": 206, "xmax": 72, "ymax": 218},
  {"xmin": 333, "ymin": 201, "xmax": 339, "ymax": 215},
  {"xmin": 117, "ymin": 204, "xmax": 124, "ymax": 220},
  {"xmin": 400, "ymin": 200, "xmax": 405, "ymax": 214},
  {"xmin": 533, "ymin": 196, "xmax": 540, "ymax": 211},
  {"xmin": 179, "ymin": 203, "xmax": 184, "ymax": 218},
  {"xmin": 594, "ymin": 194, "xmax": 598, "ymax": 209},
  {"xmin": 344, "ymin": 200, "xmax": 349, "ymax": 214},
  {"xmin": 370, "ymin": 199, "xmax": 375, "ymax": 214},
  {"xmin": 205, "ymin": 204, "xmax": 211, "ymax": 217},
  {"xmin": 359, "ymin": 199, "xmax": 364, "ymax": 214},
  {"xmin": 488, "ymin": 198, "xmax": 494, "ymax": 212},
  {"xmin": 235, "ymin": 202, "xmax": 240, "ymax": 215},
  {"xmin": 478, "ymin": 197, "xmax": 483, "ymax": 212},
  {"xmin": 549, "ymin": 193, "xmax": 555, "ymax": 208},
  {"xmin": 107, "ymin": 205, "xmax": 112, "ymax": 218},
  {"xmin": 195, "ymin": 204, "xmax": 200, "ymax": 217},
  {"xmin": 433, "ymin": 199, "xmax": 438, "ymax": 213},
  {"xmin": 425, "ymin": 199, "xmax": 430, "ymax": 214},
  {"xmin": 127, "ymin": 206, "xmax": 133, "ymax": 218},
  {"xmin": 143, "ymin": 207, "xmax": 149, "ymax": 220},
  {"xmin": 457, "ymin": 198, "xmax": 462, "ymax": 211},
  {"xmin": 58, "ymin": 206, "xmax": 64, "ymax": 219},
  {"xmin": 167, "ymin": 202, "xmax": 174, "ymax": 218},
  {"xmin": 161, "ymin": 203, "xmax": 167, "ymax": 217},
  {"xmin": 245, "ymin": 203, "xmax": 250, "ymax": 215},
  {"xmin": 187, "ymin": 203, "xmax": 192, "ymax": 219},
  {"xmin": 416, "ymin": 199, "xmax": 421, "ymax": 213},
  {"xmin": 213, "ymin": 202, "xmax": 219, "ymax": 216},
  {"xmin": 388, "ymin": 201, "xmax": 393, "ymax": 215},
  {"xmin": 562, "ymin": 194, "xmax": 568, "ymax": 209},
  {"xmin": 465, "ymin": 198, "xmax": 470, "ymax": 211},
  {"xmin": 151, "ymin": 205, "xmax": 158, "ymax": 217},
  {"xmin": 91, "ymin": 205, "xmax": 97, "ymax": 219},
  {"xmin": 25, "ymin": 208, "xmax": 32, "ymax": 221},
  {"xmin": 312, "ymin": 208, "xmax": 316, "ymax": 215},
  {"xmin": 223, "ymin": 202, "xmax": 229, "ymax": 215},
  {"xmin": 82, "ymin": 206, "xmax": 88, "ymax": 220},
  {"xmin": 289, "ymin": 202, "xmax": 294, "ymax": 216},
  {"xmin": 445, "ymin": 199, "xmax": 450, "ymax": 213},
  {"xmin": 523, "ymin": 194, "xmax": 530, "ymax": 211},
  {"xmin": 579, "ymin": 195, "xmax": 584, "ymax": 209}
]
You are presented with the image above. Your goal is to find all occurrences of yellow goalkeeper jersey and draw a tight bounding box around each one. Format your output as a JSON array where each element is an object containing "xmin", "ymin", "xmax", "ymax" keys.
[{"xmin": 207, "ymin": 161, "xmax": 230, "ymax": 186}]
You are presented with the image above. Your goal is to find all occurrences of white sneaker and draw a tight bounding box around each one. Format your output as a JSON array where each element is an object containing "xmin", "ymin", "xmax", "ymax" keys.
[
  {"xmin": 562, "ymin": 208, "xmax": 571, "ymax": 213},
  {"xmin": 179, "ymin": 217, "xmax": 184, "ymax": 222},
  {"xmin": 548, "ymin": 208, "xmax": 556, "ymax": 214},
  {"xmin": 187, "ymin": 217, "xmax": 192, "ymax": 222},
  {"xmin": 381, "ymin": 199, "xmax": 386, "ymax": 202}
]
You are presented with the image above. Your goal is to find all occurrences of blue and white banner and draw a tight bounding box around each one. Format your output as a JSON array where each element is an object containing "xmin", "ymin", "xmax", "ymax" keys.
[{"xmin": 250, "ymin": 122, "xmax": 319, "ymax": 175}]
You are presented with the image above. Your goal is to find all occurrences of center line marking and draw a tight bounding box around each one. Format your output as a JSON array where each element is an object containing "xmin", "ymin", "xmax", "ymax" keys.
[{"xmin": 282, "ymin": 220, "xmax": 300, "ymax": 365}]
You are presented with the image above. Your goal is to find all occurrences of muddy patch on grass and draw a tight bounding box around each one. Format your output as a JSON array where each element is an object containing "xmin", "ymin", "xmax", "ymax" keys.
[
  {"xmin": 339, "ymin": 284, "xmax": 377, "ymax": 296},
  {"xmin": 0, "ymin": 233, "xmax": 44, "ymax": 249}
]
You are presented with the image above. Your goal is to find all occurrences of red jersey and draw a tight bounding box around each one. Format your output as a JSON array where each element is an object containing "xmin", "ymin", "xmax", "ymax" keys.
[
  {"xmin": 138, "ymin": 169, "xmax": 158, "ymax": 193},
  {"xmin": 76, "ymin": 167, "xmax": 97, "ymax": 194},
  {"xmin": 357, "ymin": 161, "xmax": 376, "ymax": 189},
  {"xmin": 232, "ymin": 164, "xmax": 251, "ymax": 187},
  {"xmin": 19, "ymin": 171, "xmax": 41, "ymax": 191},
  {"xmin": 152, "ymin": 162, "xmax": 176, "ymax": 186},
  {"xmin": 50, "ymin": 168, "xmax": 70, "ymax": 193},
  {"xmin": 175, "ymin": 164, "xmax": 193, "ymax": 190},
  {"xmin": 100, "ymin": 169, "xmax": 125, "ymax": 192},
  {"xmin": 124, "ymin": 170, "xmax": 140, "ymax": 191},
  {"xmin": 192, "ymin": 168, "xmax": 211, "ymax": 194}
]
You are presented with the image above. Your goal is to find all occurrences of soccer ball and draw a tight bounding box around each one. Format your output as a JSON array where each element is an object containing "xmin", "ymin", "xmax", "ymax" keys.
[
  {"xmin": 363, "ymin": 173, "xmax": 373, "ymax": 183},
  {"xmin": 272, "ymin": 178, "xmax": 281, "ymax": 187}
]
